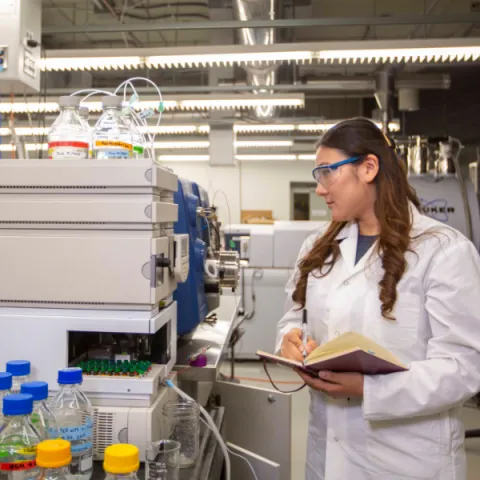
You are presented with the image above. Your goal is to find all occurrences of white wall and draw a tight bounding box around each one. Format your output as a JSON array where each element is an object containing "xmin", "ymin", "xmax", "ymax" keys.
[{"xmin": 161, "ymin": 160, "xmax": 314, "ymax": 225}]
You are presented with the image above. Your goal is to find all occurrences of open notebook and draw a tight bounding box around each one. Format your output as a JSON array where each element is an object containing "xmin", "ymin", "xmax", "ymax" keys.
[{"xmin": 257, "ymin": 332, "xmax": 408, "ymax": 375}]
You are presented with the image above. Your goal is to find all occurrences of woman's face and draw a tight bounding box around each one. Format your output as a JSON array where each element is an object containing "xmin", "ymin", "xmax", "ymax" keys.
[{"xmin": 314, "ymin": 146, "xmax": 377, "ymax": 222}]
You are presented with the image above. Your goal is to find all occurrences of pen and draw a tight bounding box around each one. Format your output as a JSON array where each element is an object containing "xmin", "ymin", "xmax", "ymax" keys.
[{"xmin": 302, "ymin": 309, "xmax": 308, "ymax": 359}]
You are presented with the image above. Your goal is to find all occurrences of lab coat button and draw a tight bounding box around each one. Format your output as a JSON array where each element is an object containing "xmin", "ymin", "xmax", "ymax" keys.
[
  {"xmin": 343, "ymin": 280, "xmax": 349, "ymax": 286},
  {"xmin": 334, "ymin": 436, "xmax": 339, "ymax": 442}
]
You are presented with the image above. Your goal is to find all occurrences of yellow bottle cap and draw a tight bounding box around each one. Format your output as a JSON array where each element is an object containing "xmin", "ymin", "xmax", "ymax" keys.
[
  {"xmin": 103, "ymin": 444, "xmax": 140, "ymax": 474},
  {"xmin": 36, "ymin": 439, "xmax": 72, "ymax": 469}
]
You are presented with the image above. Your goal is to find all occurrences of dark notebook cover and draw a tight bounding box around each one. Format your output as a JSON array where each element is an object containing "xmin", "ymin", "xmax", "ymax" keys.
[{"xmin": 257, "ymin": 348, "xmax": 408, "ymax": 375}]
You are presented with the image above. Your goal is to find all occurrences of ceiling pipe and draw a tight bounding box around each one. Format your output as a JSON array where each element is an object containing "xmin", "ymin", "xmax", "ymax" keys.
[
  {"xmin": 374, "ymin": 67, "xmax": 396, "ymax": 134},
  {"xmin": 42, "ymin": 13, "xmax": 480, "ymax": 35},
  {"xmin": 232, "ymin": 0, "xmax": 280, "ymax": 118}
]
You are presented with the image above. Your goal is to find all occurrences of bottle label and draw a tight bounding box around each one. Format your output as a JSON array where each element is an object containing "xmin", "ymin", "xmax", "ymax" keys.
[
  {"xmin": 57, "ymin": 424, "xmax": 92, "ymax": 442},
  {"xmin": 0, "ymin": 460, "xmax": 36, "ymax": 471},
  {"xmin": 48, "ymin": 141, "xmax": 89, "ymax": 160},
  {"xmin": 81, "ymin": 455, "xmax": 93, "ymax": 471},
  {"xmin": 94, "ymin": 139, "xmax": 133, "ymax": 159},
  {"xmin": 71, "ymin": 442, "xmax": 93, "ymax": 454},
  {"xmin": 133, "ymin": 145, "xmax": 144, "ymax": 154}
]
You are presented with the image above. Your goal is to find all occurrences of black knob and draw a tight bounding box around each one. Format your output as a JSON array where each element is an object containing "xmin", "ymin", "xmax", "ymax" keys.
[{"xmin": 156, "ymin": 257, "xmax": 171, "ymax": 268}]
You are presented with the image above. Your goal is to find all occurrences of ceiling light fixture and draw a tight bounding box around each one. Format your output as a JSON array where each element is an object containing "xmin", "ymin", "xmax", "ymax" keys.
[
  {"xmin": 157, "ymin": 154, "xmax": 210, "ymax": 162},
  {"xmin": 0, "ymin": 94, "xmax": 304, "ymax": 114},
  {"xmin": 43, "ymin": 39, "xmax": 480, "ymax": 71},
  {"xmin": 40, "ymin": 56, "xmax": 143, "ymax": 71},
  {"xmin": 236, "ymin": 154, "xmax": 297, "ymax": 161}
]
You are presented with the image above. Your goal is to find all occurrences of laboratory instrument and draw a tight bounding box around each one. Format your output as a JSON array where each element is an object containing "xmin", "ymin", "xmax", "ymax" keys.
[
  {"xmin": 223, "ymin": 221, "xmax": 325, "ymax": 358},
  {"xmin": 20, "ymin": 382, "xmax": 58, "ymax": 440},
  {"xmin": 0, "ymin": 158, "xmax": 187, "ymax": 461},
  {"xmin": 0, "ymin": 0, "xmax": 41, "ymax": 93},
  {"xmin": 174, "ymin": 178, "xmax": 240, "ymax": 334},
  {"xmin": 36, "ymin": 439, "xmax": 72, "ymax": 480}
]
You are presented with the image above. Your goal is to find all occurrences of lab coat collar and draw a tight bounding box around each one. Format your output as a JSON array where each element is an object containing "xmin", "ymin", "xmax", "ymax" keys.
[
  {"xmin": 334, "ymin": 200, "xmax": 422, "ymax": 241},
  {"xmin": 334, "ymin": 201, "xmax": 421, "ymax": 276}
]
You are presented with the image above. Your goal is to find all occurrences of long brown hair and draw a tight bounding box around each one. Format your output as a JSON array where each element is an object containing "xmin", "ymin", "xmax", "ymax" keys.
[{"xmin": 292, "ymin": 117, "xmax": 421, "ymax": 319}]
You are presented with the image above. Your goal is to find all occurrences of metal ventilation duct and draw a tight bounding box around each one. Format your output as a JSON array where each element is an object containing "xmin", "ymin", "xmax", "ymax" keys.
[{"xmin": 233, "ymin": 0, "xmax": 278, "ymax": 118}]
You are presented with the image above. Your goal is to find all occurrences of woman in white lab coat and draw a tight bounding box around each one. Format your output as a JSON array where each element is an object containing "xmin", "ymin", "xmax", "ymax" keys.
[{"xmin": 276, "ymin": 117, "xmax": 480, "ymax": 480}]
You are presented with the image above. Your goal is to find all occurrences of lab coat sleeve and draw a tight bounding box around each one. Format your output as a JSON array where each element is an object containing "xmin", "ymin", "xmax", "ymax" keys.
[
  {"xmin": 363, "ymin": 238, "xmax": 480, "ymax": 421},
  {"xmin": 274, "ymin": 233, "xmax": 318, "ymax": 354}
]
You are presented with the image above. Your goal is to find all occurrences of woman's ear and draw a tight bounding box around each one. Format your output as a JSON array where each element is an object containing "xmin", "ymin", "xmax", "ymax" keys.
[{"xmin": 360, "ymin": 154, "xmax": 379, "ymax": 183}]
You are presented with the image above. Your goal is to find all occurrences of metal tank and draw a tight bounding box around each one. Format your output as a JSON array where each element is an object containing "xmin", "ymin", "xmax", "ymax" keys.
[{"xmin": 400, "ymin": 136, "xmax": 480, "ymax": 250}]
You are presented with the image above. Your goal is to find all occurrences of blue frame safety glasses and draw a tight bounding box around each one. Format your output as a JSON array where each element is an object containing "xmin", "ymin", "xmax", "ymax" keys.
[{"xmin": 312, "ymin": 156, "xmax": 363, "ymax": 188}]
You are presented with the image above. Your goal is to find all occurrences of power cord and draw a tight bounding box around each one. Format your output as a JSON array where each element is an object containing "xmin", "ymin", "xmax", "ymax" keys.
[
  {"xmin": 244, "ymin": 269, "xmax": 263, "ymax": 320},
  {"xmin": 199, "ymin": 417, "xmax": 259, "ymax": 480},
  {"xmin": 165, "ymin": 379, "xmax": 231, "ymax": 480}
]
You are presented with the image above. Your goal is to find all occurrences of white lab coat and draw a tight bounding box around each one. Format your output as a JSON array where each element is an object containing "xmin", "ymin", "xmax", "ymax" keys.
[{"xmin": 275, "ymin": 205, "xmax": 480, "ymax": 480}]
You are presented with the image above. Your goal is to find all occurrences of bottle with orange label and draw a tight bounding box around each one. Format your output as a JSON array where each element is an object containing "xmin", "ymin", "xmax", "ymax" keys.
[
  {"xmin": 47, "ymin": 96, "xmax": 90, "ymax": 161},
  {"xmin": 0, "ymin": 394, "xmax": 42, "ymax": 480},
  {"xmin": 93, "ymin": 96, "xmax": 133, "ymax": 160}
]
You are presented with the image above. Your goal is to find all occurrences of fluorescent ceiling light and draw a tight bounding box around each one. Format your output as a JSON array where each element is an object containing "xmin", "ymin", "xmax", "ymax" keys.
[
  {"xmin": 43, "ymin": 39, "xmax": 480, "ymax": 71},
  {"xmin": 158, "ymin": 154, "xmax": 209, "ymax": 162},
  {"xmin": 0, "ymin": 94, "xmax": 304, "ymax": 114},
  {"xmin": 236, "ymin": 154, "xmax": 297, "ymax": 161},
  {"xmin": 296, "ymin": 120, "xmax": 400, "ymax": 133},
  {"xmin": 139, "ymin": 125, "xmax": 210, "ymax": 135},
  {"xmin": 236, "ymin": 140, "xmax": 293, "ymax": 148},
  {"xmin": 298, "ymin": 154, "xmax": 316, "ymax": 161},
  {"xmin": 40, "ymin": 57, "xmax": 142, "ymax": 71},
  {"xmin": 154, "ymin": 140, "xmax": 293, "ymax": 149},
  {"xmin": 154, "ymin": 141, "xmax": 210, "ymax": 149},
  {"xmin": 234, "ymin": 124, "xmax": 296, "ymax": 134},
  {"xmin": 0, "ymin": 143, "xmax": 48, "ymax": 152}
]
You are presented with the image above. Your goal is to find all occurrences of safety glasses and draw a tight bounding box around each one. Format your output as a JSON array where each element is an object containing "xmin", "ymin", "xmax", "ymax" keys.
[{"xmin": 312, "ymin": 156, "xmax": 363, "ymax": 188}]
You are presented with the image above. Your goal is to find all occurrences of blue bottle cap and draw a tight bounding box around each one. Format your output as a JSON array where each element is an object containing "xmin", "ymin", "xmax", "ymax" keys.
[
  {"xmin": 58, "ymin": 368, "xmax": 83, "ymax": 385},
  {"xmin": 0, "ymin": 373, "xmax": 12, "ymax": 391},
  {"xmin": 21, "ymin": 381, "xmax": 48, "ymax": 401},
  {"xmin": 3, "ymin": 394, "xmax": 33, "ymax": 416},
  {"xmin": 6, "ymin": 360, "xmax": 31, "ymax": 377}
]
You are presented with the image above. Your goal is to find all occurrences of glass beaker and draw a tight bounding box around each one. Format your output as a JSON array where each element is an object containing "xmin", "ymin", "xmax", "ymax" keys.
[
  {"xmin": 162, "ymin": 400, "xmax": 200, "ymax": 468},
  {"xmin": 145, "ymin": 440, "xmax": 180, "ymax": 480}
]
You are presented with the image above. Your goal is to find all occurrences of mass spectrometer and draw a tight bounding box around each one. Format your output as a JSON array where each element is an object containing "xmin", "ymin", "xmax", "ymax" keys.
[
  {"xmin": 399, "ymin": 136, "xmax": 480, "ymax": 249},
  {"xmin": 174, "ymin": 178, "xmax": 240, "ymax": 335},
  {"xmin": 0, "ymin": 159, "xmax": 187, "ymax": 460},
  {"xmin": 0, "ymin": 0, "xmax": 41, "ymax": 92}
]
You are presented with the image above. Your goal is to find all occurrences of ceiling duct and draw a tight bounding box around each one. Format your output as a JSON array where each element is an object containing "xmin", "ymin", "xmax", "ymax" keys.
[{"xmin": 233, "ymin": 0, "xmax": 279, "ymax": 118}]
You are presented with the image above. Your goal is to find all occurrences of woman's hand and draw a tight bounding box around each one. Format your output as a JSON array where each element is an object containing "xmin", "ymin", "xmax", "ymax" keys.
[
  {"xmin": 280, "ymin": 328, "xmax": 318, "ymax": 362},
  {"xmin": 296, "ymin": 370, "xmax": 364, "ymax": 398}
]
